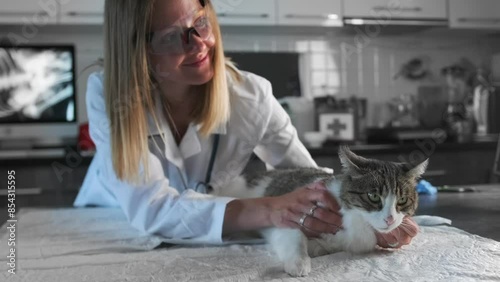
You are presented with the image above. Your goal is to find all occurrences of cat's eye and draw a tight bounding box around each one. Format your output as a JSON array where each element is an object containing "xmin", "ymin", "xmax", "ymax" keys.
[
  {"xmin": 367, "ymin": 193, "xmax": 381, "ymax": 203},
  {"xmin": 398, "ymin": 196, "xmax": 407, "ymax": 205}
]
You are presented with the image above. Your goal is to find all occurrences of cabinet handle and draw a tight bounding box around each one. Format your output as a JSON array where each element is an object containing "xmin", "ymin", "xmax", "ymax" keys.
[
  {"xmin": 457, "ymin": 18, "xmax": 500, "ymax": 24},
  {"xmin": 422, "ymin": 170, "xmax": 447, "ymax": 177},
  {"xmin": 0, "ymin": 11, "xmax": 49, "ymax": 17},
  {"xmin": 217, "ymin": 13, "xmax": 269, "ymax": 19},
  {"xmin": 284, "ymin": 14, "xmax": 339, "ymax": 20},
  {"xmin": 372, "ymin": 6, "xmax": 422, "ymax": 13},
  {"xmin": 66, "ymin": 12, "xmax": 103, "ymax": 17}
]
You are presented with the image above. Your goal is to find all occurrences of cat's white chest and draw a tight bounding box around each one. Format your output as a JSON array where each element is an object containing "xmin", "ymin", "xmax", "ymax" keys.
[
  {"xmin": 311, "ymin": 181, "xmax": 378, "ymax": 255},
  {"xmin": 321, "ymin": 210, "xmax": 377, "ymax": 253}
]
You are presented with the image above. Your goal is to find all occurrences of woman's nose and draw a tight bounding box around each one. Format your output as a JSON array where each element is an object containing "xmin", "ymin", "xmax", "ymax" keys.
[{"xmin": 184, "ymin": 30, "xmax": 206, "ymax": 53}]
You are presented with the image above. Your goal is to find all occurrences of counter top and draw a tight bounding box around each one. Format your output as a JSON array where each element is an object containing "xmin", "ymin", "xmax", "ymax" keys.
[
  {"xmin": 307, "ymin": 139, "xmax": 498, "ymax": 156},
  {"xmin": 416, "ymin": 183, "xmax": 500, "ymax": 241},
  {"xmin": 0, "ymin": 139, "xmax": 498, "ymax": 162},
  {"xmin": 1, "ymin": 184, "xmax": 498, "ymax": 242}
]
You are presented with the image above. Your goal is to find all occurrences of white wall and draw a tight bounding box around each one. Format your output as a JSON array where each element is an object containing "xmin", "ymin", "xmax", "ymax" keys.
[{"xmin": 1, "ymin": 24, "xmax": 499, "ymax": 127}]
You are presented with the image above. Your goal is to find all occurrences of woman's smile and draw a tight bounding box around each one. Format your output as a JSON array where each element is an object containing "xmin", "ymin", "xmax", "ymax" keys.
[{"xmin": 183, "ymin": 53, "xmax": 209, "ymax": 68}]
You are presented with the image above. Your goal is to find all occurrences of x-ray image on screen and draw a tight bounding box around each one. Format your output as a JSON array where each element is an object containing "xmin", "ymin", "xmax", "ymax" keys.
[{"xmin": 0, "ymin": 46, "xmax": 76, "ymax": 123}]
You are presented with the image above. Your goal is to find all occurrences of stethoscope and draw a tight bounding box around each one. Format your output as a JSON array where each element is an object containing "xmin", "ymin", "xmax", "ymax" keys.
[{"xmin": 176, "ymin": 134, "xmax": 220, "ymax": 194}]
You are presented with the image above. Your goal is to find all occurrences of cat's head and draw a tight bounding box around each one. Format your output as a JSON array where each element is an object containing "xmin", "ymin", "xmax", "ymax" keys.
[{"xmin": 338, "ymin": 146, "xmax": 428, "ymax": 233}]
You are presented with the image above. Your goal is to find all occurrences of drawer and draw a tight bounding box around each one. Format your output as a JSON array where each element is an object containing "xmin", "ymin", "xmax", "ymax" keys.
[
  {"xmin": 450, "ymin": 0, "xmax": 500, "ymax": 29},
  {"xmin": 344, "ymin": 0, "xmax": 448, "ymax": 20}
]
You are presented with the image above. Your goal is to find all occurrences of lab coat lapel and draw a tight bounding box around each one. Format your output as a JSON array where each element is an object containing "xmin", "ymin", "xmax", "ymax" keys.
[
  {"xmin": 180, "ymin": 121, "xmax": 226, "ymax": 159},
  {"xmin": 147, "ymin": 94, "xmax": 228, "ymax": 165},
  {"xmin": 147, "ymin": 97, "xmax": 184, "ymax": 169},
  {"xmin": 180, "ymin": 124, "xmax": 201, "ymax": 159}
]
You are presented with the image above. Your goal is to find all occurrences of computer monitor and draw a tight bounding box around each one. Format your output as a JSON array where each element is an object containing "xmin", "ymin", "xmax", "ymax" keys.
[
  {"xmin": 225, "ymin": 52, "xmax": 302, "ymax": 99},
  {"xmin": 0, "ymin": 44, "xmax": 77, "ymax": 148}
]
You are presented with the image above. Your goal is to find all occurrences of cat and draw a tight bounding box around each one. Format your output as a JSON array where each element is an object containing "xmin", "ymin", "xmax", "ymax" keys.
[{"xmin": 213, "ymin": 146, "xmax": 428, "ymax": 277}]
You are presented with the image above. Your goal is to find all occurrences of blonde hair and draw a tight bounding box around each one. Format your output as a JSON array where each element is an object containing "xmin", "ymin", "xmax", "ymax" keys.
[{"xmin": 103, "ymin": 0, "xmax": 240, "ymax": 184}]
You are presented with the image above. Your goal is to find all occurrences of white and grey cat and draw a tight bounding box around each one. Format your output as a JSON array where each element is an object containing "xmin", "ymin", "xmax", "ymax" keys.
[{"xmin": 213, "ymin": 146, "xmax": 428, "ymax": 277}]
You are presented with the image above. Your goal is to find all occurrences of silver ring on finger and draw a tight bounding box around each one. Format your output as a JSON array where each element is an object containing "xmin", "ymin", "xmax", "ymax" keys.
[
  {"xmin": 307, "ymin": 205, "xmax": 319, "ymax": 217},
  {"xmin": 299, "ymin": 214, "xmax": 308, "ymax": 227}
]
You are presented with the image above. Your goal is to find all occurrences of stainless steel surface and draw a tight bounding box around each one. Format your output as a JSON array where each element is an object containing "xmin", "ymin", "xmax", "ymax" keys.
[{"xmin": 417, "ymin": 184, "xmax": 500, "ymax": 241}]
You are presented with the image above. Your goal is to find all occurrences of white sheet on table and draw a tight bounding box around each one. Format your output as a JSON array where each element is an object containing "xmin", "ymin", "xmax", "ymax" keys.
[{"xmin": 0, "ymin": 208, "xmax": 499, "ymax": 282}]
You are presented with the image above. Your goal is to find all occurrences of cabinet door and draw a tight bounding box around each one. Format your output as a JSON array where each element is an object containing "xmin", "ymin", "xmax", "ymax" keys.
[
  {"xmin": 59, "ymin": 0, "xmax": 104, "ymax": 24},
  {"xmin": 450, "ymin": 0, "xmax": 500, "ymax": 29},
  {"xmin": 212, "ymin": 0, "xmax": 276, "ymax": 26},
  {"xmin": 277, "ymin": 0, "xmax": 342, "ymax": 27},
  {"xmin": 344, "ymin": 0, "xmax": 447, "ymax": 20},
  {"xmin": 0, "ymin": 0, "xmax": 58, "ymax": 24}
]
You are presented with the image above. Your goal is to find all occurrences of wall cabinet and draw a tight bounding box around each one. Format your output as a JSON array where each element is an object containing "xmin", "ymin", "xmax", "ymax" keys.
[
  {"xmin": 276, "ymin": 0, "xmax": 342, "ymax": 27},
  {"xmin": 344, "ymin": 0, "xmax": 448, "ymax": 20},
  {"xmin": 449, "ymin": 0, "xmax": 500, "ymax": 29},
  {"xmin": 212, "ymin": 0, "xmax": 276, "ymax": 26},
  {"xmin": 59, "ymin": 0, "xmax": 104, "ymax": 25},
  {"xmin": 0, "ymin": 0, "xmax": 58, "ymax": 24},
  {"xmin": 2, "ymin": 1, "xmax": 500, "ymax": 30}
]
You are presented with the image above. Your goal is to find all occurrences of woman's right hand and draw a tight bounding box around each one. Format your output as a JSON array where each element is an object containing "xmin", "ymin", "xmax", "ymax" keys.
[{"xmin": 268, "ymin": 182, "xmax": 343, "ymax": 238}]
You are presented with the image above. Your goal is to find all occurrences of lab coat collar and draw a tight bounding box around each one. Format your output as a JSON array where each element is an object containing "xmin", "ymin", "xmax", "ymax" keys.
[
  {"xmin": 195, "ymin": 121, "xmax": 227, "ymax": 135},
  {"xmin": 148, "ymin": 92, "xmax": 227, "ymax": 136},
  {"xmin": 147, "ymin": 94, "xmax": 226, "ymax": 168},
  {"xmin": 147, "ymin": 98, "xmax": 186, "ymax": 169}
]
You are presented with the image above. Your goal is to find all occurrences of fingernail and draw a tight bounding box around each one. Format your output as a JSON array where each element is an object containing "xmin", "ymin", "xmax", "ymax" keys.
[{"xmin": 388, "ymin": 242, "xmax": 399, "ymax": 248}]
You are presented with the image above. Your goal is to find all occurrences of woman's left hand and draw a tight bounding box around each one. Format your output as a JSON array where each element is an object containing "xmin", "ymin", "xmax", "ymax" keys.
[{"xmin": 375, "ymin": 216, "xmax": 419, "ymax": 248}]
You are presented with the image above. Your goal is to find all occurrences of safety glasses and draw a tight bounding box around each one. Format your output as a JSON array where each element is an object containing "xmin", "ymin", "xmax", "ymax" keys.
[{"xmin": 147, "ymin": 0, "xmax": 212, "ymax": 55}]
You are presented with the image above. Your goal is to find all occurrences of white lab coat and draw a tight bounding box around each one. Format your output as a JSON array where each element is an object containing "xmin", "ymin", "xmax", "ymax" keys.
[{"xmin": 73, "ymin": 70, "xmax": 317, "ymax": 244}]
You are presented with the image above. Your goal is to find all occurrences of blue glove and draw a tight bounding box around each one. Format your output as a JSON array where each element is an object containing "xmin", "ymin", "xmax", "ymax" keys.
[{"xmin": 416, "ymin": 179, "xmax": 437, "ymax": 195}]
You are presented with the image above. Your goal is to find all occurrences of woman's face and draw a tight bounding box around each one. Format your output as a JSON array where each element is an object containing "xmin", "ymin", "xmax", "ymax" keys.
[{"xmin": 148, "ymin": 0, "xmax": 216, "ymax": 86}]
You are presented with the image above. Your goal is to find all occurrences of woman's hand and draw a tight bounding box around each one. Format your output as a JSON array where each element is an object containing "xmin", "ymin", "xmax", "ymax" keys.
[
  {"xmin": 375, "ymin": 216, "xmax": 419, "ymax": 248},
  {"xmin": 269, "ymin": 182, "xmax": 343, "ymax": 238}
]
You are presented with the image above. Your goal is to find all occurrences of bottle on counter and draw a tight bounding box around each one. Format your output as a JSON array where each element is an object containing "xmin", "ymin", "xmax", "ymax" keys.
[
  {"xmin": 450, "ymin": 103, "xmax": 475, "ymax": 143},
  {"xmin": 472, "ymin": 68, "xmax": 491, "ymax": 136}
]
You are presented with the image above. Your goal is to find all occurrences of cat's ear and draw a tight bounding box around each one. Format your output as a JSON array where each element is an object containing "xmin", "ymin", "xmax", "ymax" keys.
[
  {"xmin": 338, "ymin": 146, "xmax": 370, "ymax": 174},
  {"xmin": 404, "ymin": 159, "xmax": 429, "ymax": 179}
]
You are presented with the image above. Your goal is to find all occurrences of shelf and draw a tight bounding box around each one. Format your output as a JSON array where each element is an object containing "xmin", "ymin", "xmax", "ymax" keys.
[
  {"xmin": 307, "ymin": 140, "xmax": 498, "ymax": 156},
  {"xmin": 0, "ymin": 148, "xmax": 66, "ymax": 160}
]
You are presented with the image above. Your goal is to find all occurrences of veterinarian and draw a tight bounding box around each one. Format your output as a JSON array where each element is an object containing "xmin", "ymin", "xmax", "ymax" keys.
[{"xmin": 74, "ymin": 0, "xmax": 418, "ymax": 247}]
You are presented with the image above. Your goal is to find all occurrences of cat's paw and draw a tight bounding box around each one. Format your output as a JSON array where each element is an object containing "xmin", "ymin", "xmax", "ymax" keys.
[{"xmin": 284, "ymin": 256, "xmax": 311, "ymax": 277}]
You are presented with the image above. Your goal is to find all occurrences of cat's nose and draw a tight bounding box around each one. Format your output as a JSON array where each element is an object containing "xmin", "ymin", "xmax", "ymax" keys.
[{"xmin": 384, "ymin": 216, "xmax": 395, "ymax": 226}]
